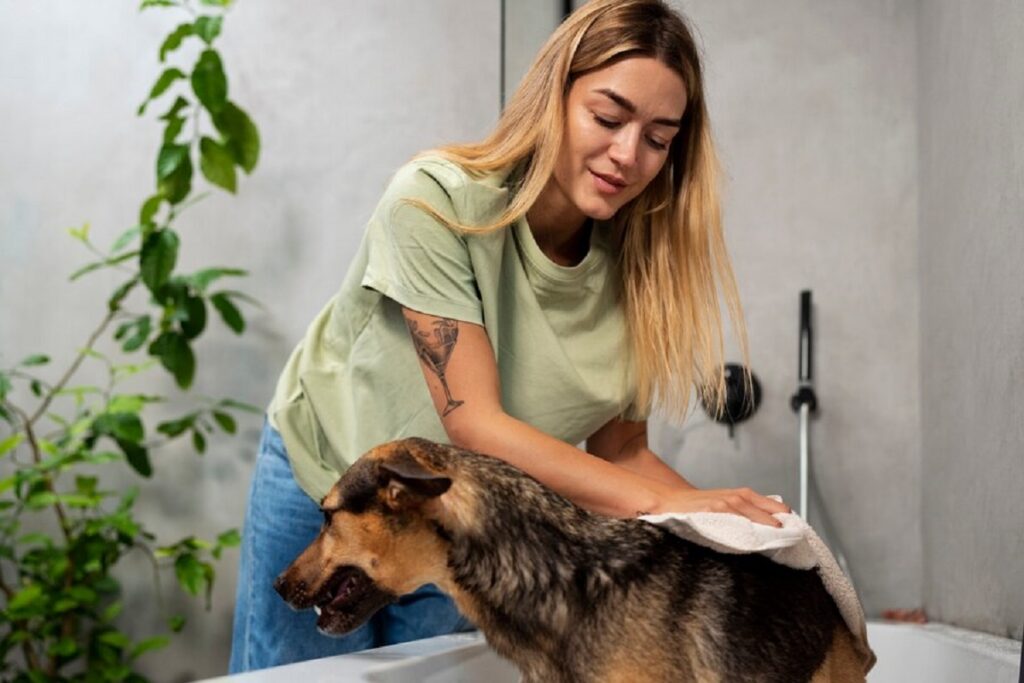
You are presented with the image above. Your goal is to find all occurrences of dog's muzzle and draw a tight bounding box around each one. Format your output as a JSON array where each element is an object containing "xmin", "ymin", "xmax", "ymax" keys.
[{"xmin": 275, "ymin": 564, "xmax": 397, "ymax": 636}]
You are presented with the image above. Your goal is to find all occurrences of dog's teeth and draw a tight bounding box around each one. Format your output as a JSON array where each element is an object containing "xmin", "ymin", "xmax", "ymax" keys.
[{"xmin": 314, "ymin": 605, "xmax": 322, "ymax": 616}]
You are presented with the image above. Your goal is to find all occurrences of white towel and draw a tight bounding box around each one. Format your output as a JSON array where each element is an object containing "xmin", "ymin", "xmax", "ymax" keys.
[{"xmin": 639, "ymin": 499, "xmax": 876, "ymax": 673}]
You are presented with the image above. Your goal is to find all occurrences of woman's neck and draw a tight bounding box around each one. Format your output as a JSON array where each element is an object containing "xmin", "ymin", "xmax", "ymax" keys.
[{"xmin": 526, "ymin": 179, "xmax": 592, "ymax": 266}]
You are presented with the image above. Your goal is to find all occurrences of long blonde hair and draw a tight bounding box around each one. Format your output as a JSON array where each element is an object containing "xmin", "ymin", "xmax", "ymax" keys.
[{"xmin": 409, "ymin": 0, "xmax": 749, "ymax": 422}]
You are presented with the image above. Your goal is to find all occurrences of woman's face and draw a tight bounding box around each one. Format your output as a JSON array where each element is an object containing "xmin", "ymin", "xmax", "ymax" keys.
[{"xmin": 553, "ymin": 56, "xmax": 688, "ymax": 222}]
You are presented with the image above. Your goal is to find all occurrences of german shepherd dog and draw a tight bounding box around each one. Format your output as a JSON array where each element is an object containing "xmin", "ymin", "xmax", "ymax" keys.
[{"xmin": 275, "ymin": 438, "xmax": 870, "ymax": 682}]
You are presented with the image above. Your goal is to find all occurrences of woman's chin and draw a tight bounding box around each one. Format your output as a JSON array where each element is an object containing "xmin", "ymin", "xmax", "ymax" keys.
[{"xmin": 581, "ymin": 200, "xmax": 619, "ymax": 221}]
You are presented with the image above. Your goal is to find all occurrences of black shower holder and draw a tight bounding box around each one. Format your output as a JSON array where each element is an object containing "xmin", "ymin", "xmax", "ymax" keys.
[{"xmin": 700, "ymin": 363, "xmax": 762, "ymax": 437}]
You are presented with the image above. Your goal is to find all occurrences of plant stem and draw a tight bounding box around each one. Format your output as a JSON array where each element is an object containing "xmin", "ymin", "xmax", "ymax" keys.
[
  {"xmin": 0, "ymin": 571, "xmax": 42, "ymax": 672},
  {"xmin": 28, "ymin": 307, "xmax": 120, "ymax": 427},
  {"xmin": 12, "ymin": 405, "xmax": 72, "ymax": 544}
]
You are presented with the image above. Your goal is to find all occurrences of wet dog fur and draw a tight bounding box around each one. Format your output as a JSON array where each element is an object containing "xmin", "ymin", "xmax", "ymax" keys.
[{"xmin": 274, "ymin": 437, "xmax": 869, "ymax": 682}]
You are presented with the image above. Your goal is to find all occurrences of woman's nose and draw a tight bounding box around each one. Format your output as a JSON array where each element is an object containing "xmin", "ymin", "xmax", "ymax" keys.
[{"xmin": 608, "ymin": 128, "xmax": 639, "ymax": 168}]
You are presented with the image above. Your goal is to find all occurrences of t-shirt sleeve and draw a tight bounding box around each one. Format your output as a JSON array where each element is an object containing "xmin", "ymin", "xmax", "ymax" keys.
[{"xmin": 360, "ymin": 162, "xmax": 483, "ymax": 325}]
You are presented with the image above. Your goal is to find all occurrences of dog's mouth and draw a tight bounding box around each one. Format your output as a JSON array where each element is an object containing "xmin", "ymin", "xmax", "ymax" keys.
[{"xmin": 312, "ymin": 565, "xmax": 396, "ymax": 636}]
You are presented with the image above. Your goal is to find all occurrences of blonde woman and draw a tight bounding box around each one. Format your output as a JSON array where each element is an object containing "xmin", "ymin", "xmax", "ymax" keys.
[{"xmin": 230, "ymin": 0, "xmax": 787, "ymax": 672}]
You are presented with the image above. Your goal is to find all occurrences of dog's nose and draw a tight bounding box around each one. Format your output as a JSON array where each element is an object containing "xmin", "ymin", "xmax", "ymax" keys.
[{"xmin": 273, "ymin": 574, "xmax": 290, "ymax": 598}]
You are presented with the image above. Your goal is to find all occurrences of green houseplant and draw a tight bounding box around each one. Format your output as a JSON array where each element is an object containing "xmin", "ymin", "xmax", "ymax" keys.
[{"xmin": 1, "ymin": 0, "xmax": 261, "ymax": 679}]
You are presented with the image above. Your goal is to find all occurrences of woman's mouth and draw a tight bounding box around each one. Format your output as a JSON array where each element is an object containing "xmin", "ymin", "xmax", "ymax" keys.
[{"xmin": 590, "ymin": 169, "xmax": 627, "ymax": 195}]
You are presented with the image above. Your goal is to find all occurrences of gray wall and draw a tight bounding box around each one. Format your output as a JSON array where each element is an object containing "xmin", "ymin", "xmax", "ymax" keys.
[
  {"xmin": 0, "ymin": 1, "xmax": 499, "ymax": 680},
  {"xmin": 647, "ymin": 0, "xmax": 923, "ymax": 618},
  {"xmin": 917, "ymin": 0, "xmax": 1024, "ymax": 639}
]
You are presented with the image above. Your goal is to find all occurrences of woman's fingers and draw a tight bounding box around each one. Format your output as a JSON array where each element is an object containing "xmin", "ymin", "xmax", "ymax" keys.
[
  {"xmin": 730, "ymin": 499, "xmax": 782, "ymax": 527},
  {"xmin": 739, "ymin": 487, "xmax": 790, "ymax": 515},
  {"xmin": 708, "ymin": 488, "xmax": 789, "ymax": 526}
]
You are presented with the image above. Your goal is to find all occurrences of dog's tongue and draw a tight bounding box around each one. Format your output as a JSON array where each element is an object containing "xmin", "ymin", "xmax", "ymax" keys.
[{"xmin": 329, "ymin": 573, "xmax": 359, "ymax": 608}]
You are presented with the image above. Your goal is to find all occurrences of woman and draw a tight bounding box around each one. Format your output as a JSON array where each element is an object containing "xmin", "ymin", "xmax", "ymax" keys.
[{"xmin": 230, "ymin": 0, "xmax": 788, "ymax": 672}]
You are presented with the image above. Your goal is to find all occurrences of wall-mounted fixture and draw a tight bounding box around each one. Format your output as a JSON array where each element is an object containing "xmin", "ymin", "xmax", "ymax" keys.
[{"xmin": 700, "ymin": 362, "xmax": 762, "ymax": 438}]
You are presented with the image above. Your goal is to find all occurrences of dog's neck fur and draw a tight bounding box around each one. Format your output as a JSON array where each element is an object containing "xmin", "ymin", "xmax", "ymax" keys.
[{"xmin": 435, "ymin": 450, "xmax": 677, "ymax": 648}]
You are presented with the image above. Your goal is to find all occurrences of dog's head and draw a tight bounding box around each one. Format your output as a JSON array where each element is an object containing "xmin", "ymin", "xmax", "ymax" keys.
[{"xmin": 273, "ymin": 437, "xmax": 467, "ymax": 636}]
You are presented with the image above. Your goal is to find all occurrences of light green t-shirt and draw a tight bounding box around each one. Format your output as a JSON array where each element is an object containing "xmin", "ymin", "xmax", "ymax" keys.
[{"xmin": 268, "ymin": 155, "xmax": 636, "ymax": 501}]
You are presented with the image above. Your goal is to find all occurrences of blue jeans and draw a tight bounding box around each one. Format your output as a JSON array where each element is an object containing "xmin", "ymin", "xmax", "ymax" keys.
[{"xmin": 229, "ymin": 420, "xmax": 474, "ymax": 673}]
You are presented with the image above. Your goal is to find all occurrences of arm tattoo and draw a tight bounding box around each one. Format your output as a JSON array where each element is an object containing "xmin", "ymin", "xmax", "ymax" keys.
[{"xmin": 405, "ymin": 316, "xmax": 465, "ymax": 416}]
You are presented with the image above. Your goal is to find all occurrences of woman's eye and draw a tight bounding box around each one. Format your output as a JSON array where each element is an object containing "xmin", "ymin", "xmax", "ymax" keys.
[
  {"xmin": 593, "ymin": 115, "xmax": 620, "ymax": 129},
  {"xmin": 647, "ymin": 137, "xmax": 669, "ymax": 151}
]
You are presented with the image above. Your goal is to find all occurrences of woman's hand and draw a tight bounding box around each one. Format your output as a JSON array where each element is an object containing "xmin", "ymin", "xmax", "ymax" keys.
[{"xmin": 650, "ymin": 487, "xmax": 790, "ymax": 527}]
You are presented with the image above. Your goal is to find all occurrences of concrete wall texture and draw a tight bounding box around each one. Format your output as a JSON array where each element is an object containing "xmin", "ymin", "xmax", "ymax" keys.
[
  {"xmin": 0, "ymin": 0, "xmax": 1020, "ymax": 679},
  {"xmin": 649, "ymin": 0, "xmax": 924, "ymax": 620},
  {"xmin": 917, "ymin": 0, "xmax": 1024, "ymax": 639}
]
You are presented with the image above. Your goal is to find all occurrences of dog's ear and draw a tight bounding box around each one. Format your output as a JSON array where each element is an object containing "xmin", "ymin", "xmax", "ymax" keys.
[{"xmin": 378, "ymin": 449, "xmax": 451, "ymax": 512}]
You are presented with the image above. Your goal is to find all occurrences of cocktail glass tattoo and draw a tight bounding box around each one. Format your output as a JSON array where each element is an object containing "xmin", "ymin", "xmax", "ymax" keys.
[{"xmin": 407, "ymin": 318, "xmax": 465, "ymax": 416}]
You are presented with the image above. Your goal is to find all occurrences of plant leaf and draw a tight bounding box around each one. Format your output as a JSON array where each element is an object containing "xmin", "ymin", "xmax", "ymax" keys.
[
  {"xmin": 163, "ymin": 115, "xmax": 186, "ymax": 144},
  {"xmin": 157, "ymin": 414, "xmax": 195, "ymax": 437},
  {"xmin": 67, "ymin": 222, "xmax": 91, "ymax": 243},
  {"xmin": 70, "ymin": 250, "xmax": 138, "ymax": 281},
  {"xmin": 110, "ymin": 225, "xmax": 142, "ymax": 254},
  {"xmin": 191, "ymin": 49, "xmax": 228, "ymax": 113},
  {"xmin": 212, "ymin": 410, "xmax": 236, "ymax": 434},
  {"xmin": 0, "ymin": 433, "xmax": 24, "ymax": 457},
  {"xmin": 210, "ymin": 292, "xmax": 244, "ymax": 333},
  {"xmin": 199, "ymin": 136, "xmax": 237, "ymax": 193},
  {"xmin": 180, "ymin": 294, "xmax": 207, "ymax": 340},
  {"xmin": 149, "ymin": 331, "xmax": 195, "ymax": 388},
  {"xmin": 130, "ymin": 636, "xmax": 171, "ymax": 660},
  {"xmin": 140, "ymin": 192, "xmax": 165, "ymax": 225},
  {"xmin": 159, "ymin": 23, "xmax": 194, "ymax": 62},
  {"xmin": 108, "ymin": 276, "xmax": 139, "ymax": 312},
  {"xmin": 156, "ymin": 145, "xmax": 192, "ymax": 204},
  {"xmin": 212, "ymin": 102, "xmax": 260, "ymax": 173},
  {"xmin": 194, "ymin": 15, "xmax": 223, "ymax": 44},
  {"xmin": 174, "ymin": 553, "xmax": 203, "ymax": 595},
  {"xmin": 118, "ymin": 439, "xmax": 153, "ymax": 477},
  {"xmin": 8, "ymin": 584, "xmax": 44, "ymax": 612},
  {"xmin": 217, "ymin": 528, "xmax": 241, "ymax": 547},
  {"xmin": 122, "ymin": 315, "xmax": 152, "ymax": 352},
  {"xmin": 187, "ymin": 267, "xmax": 246, "ymax": 292},
  {"xmin": 159, "ymin": 95, "xmax": 190, "ymax": 121},
  {"xmin": 192, "ymin": 428, "xmax": 206, "ymax": 453},
  {"xmin": 217, "ymin": 398, "xmax": 261, "ymax": 413},
  {"xmin": 156, "ymin": 143, "xmax": 188, "ymax": 180},
  {"xmin": 99, "ymin": 631, "xmax": 131, "ymax": 649},
  {"xmin": 140, "ymin": 229, "xmax": 180, "ymax": 292},
  {"xmin": 138, "ymin": 67, "xmax": 186, "ymax": 116},
  {"xmin": 93, "ymin": 413, "xmax": 145, "ymax": 443}
]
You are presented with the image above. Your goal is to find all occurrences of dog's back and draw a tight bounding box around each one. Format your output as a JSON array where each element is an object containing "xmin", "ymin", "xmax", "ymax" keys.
[{"xmin": 438, "ymin": 443, "xmax": 865, "ymax": 682}]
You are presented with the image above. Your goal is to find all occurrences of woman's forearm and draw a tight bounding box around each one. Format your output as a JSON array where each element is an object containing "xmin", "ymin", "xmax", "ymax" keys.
[
  {"xmin": 607, "ymin": 446, "xmax": 696, "ymax": 491},
  {"xmin": 449, "ymin": 411, "xmax": 673, "ymax": 518}
]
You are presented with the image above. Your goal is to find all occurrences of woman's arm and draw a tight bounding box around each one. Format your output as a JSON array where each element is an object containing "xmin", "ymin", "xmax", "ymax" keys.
[
  {"xmin": 586, "ymin": 417, "xmax": 696, "ymax": 490},
  {"xmin": 586, "ymin": 417, "xmax": 788, "ymax": 525},
  {"xmin": 403, "ymin": 306, "xmax": 669, "ymax": 516},
  {"xmin": 402, "ymin": 307, "xmax": 786, "ymax": 524}
]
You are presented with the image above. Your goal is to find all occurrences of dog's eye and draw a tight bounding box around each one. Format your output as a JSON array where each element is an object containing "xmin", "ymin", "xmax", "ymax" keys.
[{"xmin": 322, "ymin": 510, "xmax": 331, "ymax": 526}]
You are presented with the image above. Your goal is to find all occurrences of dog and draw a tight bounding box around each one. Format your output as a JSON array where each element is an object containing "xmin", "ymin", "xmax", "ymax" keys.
[{"xmin": 274, "ymin": 437, "xmax": 869, "ymax": 682}]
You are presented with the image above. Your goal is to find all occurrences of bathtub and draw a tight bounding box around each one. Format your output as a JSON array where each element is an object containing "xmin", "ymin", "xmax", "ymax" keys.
[{"xmin": 206, "ymin": 620, "xmax": 1022, "ymax": 682}]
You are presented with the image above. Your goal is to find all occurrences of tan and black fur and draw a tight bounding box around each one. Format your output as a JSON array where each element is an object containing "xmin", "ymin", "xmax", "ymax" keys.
[{"xmin": 275, "ymin": 438, "xmax": 870, "ymax": 682}]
